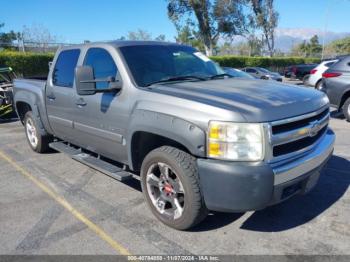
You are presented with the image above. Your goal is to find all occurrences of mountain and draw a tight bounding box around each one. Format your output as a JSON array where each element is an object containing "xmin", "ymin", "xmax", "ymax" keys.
[{"xmin": 275, "ymin": 28, "xmax": 350, "ymax": 52}]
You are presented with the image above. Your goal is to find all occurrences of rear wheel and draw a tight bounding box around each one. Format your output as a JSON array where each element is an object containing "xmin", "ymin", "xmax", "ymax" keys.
[
  {"xmin": 315, "ymin": 80, "xmax": 323, "ymax": 90},
  {"xmin": 342, "ymin": 98, "xmax": 350, "ymax": 122},
  {"xmin": 24, "ymin": 111, "xmax": 51, "ymax": 153},
  {"xmin": 141, "ymin": 146, "xmax": 207, "ymax": 230},
  {"xmin": 302, "ymin": 74, "xmax": 310, "ymax": 85}
]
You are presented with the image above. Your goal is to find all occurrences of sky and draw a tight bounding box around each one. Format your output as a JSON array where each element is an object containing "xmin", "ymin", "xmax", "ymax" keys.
[{"xmin": 1, "ymin": 0, "xmax": 350, "ymax": 43}]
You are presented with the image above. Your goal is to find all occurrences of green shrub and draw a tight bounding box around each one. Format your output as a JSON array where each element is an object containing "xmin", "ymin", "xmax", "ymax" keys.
[
  {"xmin": 0, "ymin": 51, "xmax": 54, "ymax": 77},
  {"xmin": 210, "ymin": 56, "xmax": 321, "ymax": 72},
  {"xmin": 0, "ymin": 51, "xmax": 321, "ymax": 77}
]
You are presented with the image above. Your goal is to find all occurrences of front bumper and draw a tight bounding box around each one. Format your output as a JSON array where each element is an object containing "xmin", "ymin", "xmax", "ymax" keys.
[{"xmin": 197, "ymin": 128, "xmax": 335, "ymax": 212}]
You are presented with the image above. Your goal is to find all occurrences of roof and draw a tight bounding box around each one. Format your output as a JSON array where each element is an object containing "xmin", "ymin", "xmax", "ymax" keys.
[{"xmin": 68, "ymin": 40, "xmax": 185, "ymax": 49}]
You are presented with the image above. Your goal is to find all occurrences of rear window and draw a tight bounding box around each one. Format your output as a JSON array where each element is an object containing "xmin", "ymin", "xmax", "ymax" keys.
[
  {"xmin": 52, "ymin": 49, "xmax": 80, "ymax": 87},
  {"xmin": 324, "ymin": 61, "xmax": 335, "ymax": 67}
]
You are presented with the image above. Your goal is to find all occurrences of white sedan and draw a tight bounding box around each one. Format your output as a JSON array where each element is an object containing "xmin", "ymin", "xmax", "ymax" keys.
[{"xmin": 308, "ymin": 60, "xmax": 338, "ymax": 89}]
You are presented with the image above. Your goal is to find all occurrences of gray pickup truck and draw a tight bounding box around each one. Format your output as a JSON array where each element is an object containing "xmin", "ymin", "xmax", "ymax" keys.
[{"xmin": 13, "ymin": 41, "xmax": 335, "ymax": 230}]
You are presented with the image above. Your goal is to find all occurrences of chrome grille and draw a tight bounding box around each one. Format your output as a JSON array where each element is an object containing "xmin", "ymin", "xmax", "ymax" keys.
[{"xmin": 269, "ymin": 107, "xmax": 330, "ymax": 161}]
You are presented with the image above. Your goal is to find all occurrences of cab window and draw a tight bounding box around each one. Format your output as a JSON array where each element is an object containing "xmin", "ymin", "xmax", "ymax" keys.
[
  {"xmin": 84, "ymin": 48, "xmax": 118, "ymax": 89},
  {"xmin": 52, "ymin": 49, "xmax": 80, "ymax": 87}
]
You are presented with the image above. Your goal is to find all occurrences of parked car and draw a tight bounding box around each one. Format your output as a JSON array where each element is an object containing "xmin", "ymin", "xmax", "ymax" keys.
[
  {"xmin": 0, "ymin": 67, "xmax": 17, "ymax": 119},
  {"xmin": 243, "ymin": 67, "xmax": 282, "ymax": 81},
  {"xmin": 223, "ymin": 67, "xmax": 257, "ymax": 79},
  {"xmin": 321, "ymin": 55, "xmax": 350, "ymax": 121},
  {"xmin": 308, "ymin": 60, "xmax": 338, "ymax": 90},
  {"xmin": 284, "ymin": 64, "xmax": 318, "ymax": 81},
  {"xmin": 13, "ymin": 41, "xmax": 335, "ymax": 230}
]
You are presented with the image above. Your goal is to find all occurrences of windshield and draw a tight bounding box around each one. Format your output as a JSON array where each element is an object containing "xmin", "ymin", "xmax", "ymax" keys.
[
  {"xmin": 257, "ymin": 67, "xmax": 271, "ymax": 73},
  {"xmin": 224, "ymin": 68, "xmax": 255, "ymax": 79},
  {"xmin": 119, "ymin": 45, "xmax": 225, "ymax": 87}
]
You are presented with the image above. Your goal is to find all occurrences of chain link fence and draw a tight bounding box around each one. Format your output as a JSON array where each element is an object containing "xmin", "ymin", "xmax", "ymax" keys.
[{"xmin": 0, "ymin": 41, "xmax": 78, "ymax": 53}]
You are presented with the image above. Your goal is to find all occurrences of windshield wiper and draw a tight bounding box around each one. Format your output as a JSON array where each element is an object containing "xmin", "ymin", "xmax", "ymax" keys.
[
  {"xmin": 209, "ymin": 73, "xmax": 233, "ymax": 80},
  {"xmin": 145, "ymin": 75, "xmax": 207, "ymax": 87}
]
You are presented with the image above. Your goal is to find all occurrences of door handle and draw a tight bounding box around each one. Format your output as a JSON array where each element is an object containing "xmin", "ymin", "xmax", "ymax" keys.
[
  {"xmin": 75, "ymin": 98, "xmax": 87, "ymax": 107},
  {"xmin": 46, "ymin": 94, "xmax": 56, "ymax": 101}
]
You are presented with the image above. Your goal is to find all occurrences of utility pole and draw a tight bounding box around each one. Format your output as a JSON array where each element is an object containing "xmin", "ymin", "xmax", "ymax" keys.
[{"xmin": 321, "ymin": 0, "xmax": 332, "ymax": 60}]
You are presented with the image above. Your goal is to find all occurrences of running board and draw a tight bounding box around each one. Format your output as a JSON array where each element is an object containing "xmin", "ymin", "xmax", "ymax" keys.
[{"xmin": 49, "ymin": 141, "xmax": 133, "ymax": 181}]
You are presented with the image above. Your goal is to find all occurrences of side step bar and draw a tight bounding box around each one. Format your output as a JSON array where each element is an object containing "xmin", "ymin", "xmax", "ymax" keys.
[{"xmin": 49, "ymin": 141, "xmax": 133, "ymax": 181}]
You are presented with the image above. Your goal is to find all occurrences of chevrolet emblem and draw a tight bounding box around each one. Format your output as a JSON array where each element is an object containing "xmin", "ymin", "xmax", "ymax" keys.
[{"xmin": 308, "ymin": 120, "xmax": 320, "ymax": 137}]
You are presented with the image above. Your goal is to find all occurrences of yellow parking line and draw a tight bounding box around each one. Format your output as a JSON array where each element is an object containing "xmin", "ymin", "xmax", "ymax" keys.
[{"xmin": 0, "ymin": 150, "xmax": 131, "ymax": 255}]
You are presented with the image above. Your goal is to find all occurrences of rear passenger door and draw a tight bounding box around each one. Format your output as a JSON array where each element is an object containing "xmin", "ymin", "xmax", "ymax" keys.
[{"xmin": 46, "ymin": 48, "xmax": 80, "ymax": 142}]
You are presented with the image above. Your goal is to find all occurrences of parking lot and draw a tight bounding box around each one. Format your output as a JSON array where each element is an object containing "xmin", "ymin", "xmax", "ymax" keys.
[{"xmin": 0, "ymin": 107, "xmax": 349, "ymax": 255}]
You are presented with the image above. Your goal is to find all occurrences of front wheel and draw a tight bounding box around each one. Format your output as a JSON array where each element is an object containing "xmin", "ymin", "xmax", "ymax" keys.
[
  {"xmin": 343, "ymin": 98, "xmax": 350, "ymax": 122},
  {"xmin": 141, "ymin": 146, "xmax": 207, "ymax": 230}
]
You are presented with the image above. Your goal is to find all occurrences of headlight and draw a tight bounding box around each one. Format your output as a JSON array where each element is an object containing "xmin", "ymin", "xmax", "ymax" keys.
[{"xmin": 208, "ymin": 121, "xmax": 264, "ymax": 161}]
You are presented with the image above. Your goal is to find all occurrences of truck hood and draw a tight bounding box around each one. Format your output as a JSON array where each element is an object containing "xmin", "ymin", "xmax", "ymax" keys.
[{"xmin": 150, "ymin": 78, "xmax": 329, "ymax": 122}]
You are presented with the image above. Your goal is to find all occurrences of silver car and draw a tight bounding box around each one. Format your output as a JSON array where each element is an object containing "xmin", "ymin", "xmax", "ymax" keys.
[{"xmin": 243, "ymin": 67, "xmax": 282, "ymax": 82}]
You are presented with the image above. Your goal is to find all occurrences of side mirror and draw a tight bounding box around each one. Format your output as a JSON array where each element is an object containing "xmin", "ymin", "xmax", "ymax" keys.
[
  {"xmin": 109, "ymin": 79, "xmax": 123, "ymax": 90},
  {"xmin": 75, "ymin": 66, "xmax": 123, "ymax": 96},
  {"xmin": 75, "ymin": 66, "xmax": 96, "ymax": 95}
]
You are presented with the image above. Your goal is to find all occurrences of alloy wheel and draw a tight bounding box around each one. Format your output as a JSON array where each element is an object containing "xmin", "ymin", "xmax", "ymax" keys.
[
  {"xmin": 26, "ymin": 118, "xmax": 38, "ymax": 148},
  {"xmin": 146, "ymin": 162, "xmax": 185, "ymax": 220}
]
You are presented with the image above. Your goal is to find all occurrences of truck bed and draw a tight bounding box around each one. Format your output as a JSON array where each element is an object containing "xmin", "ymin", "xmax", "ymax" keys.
[{"xmin": 13, "ymin": 78, "xmax": 46, "ymax": 93}]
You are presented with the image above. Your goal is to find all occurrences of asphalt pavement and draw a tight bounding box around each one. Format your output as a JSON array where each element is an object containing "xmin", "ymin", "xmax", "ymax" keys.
[{"xmin": 0, "ymin": 110, "xmax": 349, "ymax": 255}]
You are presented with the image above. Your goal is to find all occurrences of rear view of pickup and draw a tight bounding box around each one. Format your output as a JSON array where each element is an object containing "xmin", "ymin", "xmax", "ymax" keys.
[{"xmin": 13, "ymin": 41, "xmax": 335, "ymax": 230}]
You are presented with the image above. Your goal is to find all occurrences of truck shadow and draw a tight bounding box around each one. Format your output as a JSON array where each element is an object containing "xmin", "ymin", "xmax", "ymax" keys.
[
  {"xmin": 240, "ymin": 155, "xmax": 349, "ymax": 232},
  {"xmin": 0, "ymin": 117, "xmax": 19, "ymax": 124},
  {"xmin": 330, "ymin": 110, "xmax": 345, "ymax": 120},
  {"xmin": 191, "ymin": 155, "xmax": 349, "ymax": 232}
]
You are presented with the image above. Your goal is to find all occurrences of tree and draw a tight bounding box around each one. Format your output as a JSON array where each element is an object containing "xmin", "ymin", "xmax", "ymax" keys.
[
  {"xmin": 175, "ymin": 25, "xmax": 205, "ymax": 52},
  {"xmin": 155, "ymin": 34, "xmax": 166, "ymax": 41},
  {"xmin": 307, "ymin": 35, "xmax": 322, "ymax": 57},
  {"xmin": 125, "ymin": 29, "xmax": 166, "ymax": 41},
  {"xmin": 328, "ymin": 37, "xmax": 350, "ymax": 55},
  {"xmin": 0, "ymin": 23, "xmax": 18, "ymax": 49},
  {"xmin": 218, "ymin": 35, "xmax": 262, "ymax": 56},
  {"xmin": 249, "ymin": 0, "xmax": 279, "ymax": 57},
  {"xmin": 127, "ymin": 29, "xmax": 152, "ymax": 41},
  {"xmin": 167, "ymin": 0, "xmax": 248, "ymax": 56},
  {"xmin": 22, "ymin": 24, "xmax": 57, "ymax": 52},
  {"xmin": 246, "ymin": 34, "xmax": 263, "ymax": 56},
  {"xmin": 291, "ymin": 35, "xmax": 322, "ymax": 57},
  {"xmin": 291, "ymin": 41, "xmax": 307, "ymax": 57}
]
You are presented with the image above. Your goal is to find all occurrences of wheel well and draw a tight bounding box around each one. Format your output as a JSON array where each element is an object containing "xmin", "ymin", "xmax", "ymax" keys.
[
  {"xmin": 340, "ymin": 91, "xmax": 350, "ymax": 109},
  {"xmin": 131, "ymin": 131, "xmax": 191, "ymax": 172},
  {"xmin": 315, "ymin": 79, "xmax": 322, "ymax": 87},
  {"xmin": 16, "ymin": 102, "xmax": 32, "ymax": 123}
]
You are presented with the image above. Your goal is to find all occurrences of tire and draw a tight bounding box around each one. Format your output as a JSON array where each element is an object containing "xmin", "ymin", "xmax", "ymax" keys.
[
  {"xmin": 24, "ymin": 111, "xmax": 51, "ymax": 153},
  {"xmin": 302, "ymin": 74, "xmax": 310, "ymax": 85},
  {"xmin": 140, "ymin": 146, "xmax": 208, "ymax": 230},
  {"xmin": 342, "ymin": 98, "xmax": 350, "ymax": 122},
  {"xmin": 315, "ymin": 80, "xmax": 323, "ymax": 90}
]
